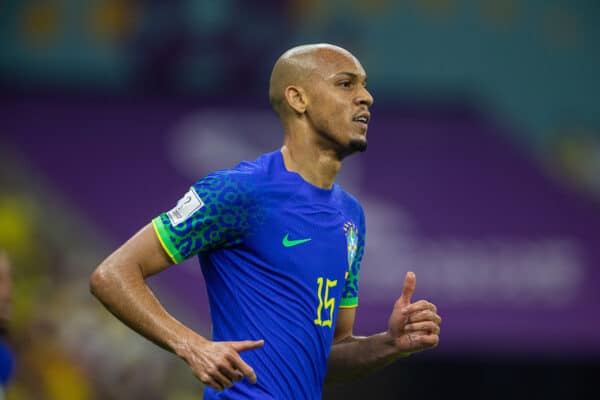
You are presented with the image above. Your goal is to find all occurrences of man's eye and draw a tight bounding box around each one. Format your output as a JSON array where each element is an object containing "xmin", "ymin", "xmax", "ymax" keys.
[{"xmin": 339, "ymin": 81, "xmax": 353, "ymax": 88}]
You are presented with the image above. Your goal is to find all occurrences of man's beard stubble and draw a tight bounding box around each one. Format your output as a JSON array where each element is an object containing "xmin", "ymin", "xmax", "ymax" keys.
[{"xmin": 349, "ymin": 138, "xmax": 368, "ymax": 153}]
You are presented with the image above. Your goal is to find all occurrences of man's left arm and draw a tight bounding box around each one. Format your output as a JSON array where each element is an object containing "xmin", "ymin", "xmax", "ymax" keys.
[{"xmin": 325, "ymin": 272, "xmax": 441, "ymax": 384}]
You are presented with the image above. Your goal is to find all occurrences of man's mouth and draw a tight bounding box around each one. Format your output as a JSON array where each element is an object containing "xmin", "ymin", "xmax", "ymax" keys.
[{"xmin": 352, "ymin": 112, "xmax": 370, "ymax": 125}]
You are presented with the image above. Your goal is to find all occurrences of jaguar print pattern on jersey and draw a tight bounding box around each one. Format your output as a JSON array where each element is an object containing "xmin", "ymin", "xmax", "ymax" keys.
[{"xmin": 153, "ymin": 173, "xmax": 263, "ymax": 263}]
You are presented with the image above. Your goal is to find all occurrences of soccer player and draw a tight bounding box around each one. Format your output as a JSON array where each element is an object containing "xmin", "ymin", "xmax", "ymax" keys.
[{"xmin": 90, "ymin": 43, "xmax": 441, "ymax": 399}]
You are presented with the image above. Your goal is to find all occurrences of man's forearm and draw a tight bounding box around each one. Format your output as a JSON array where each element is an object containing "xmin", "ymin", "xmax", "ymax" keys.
[
  {"xmin": 325, "ymin": 332, "xmax": 409, "ymax": 384},
  {"xmin": 90, "ymin": 259, "xmax": 203, "ymax": 356},
  {"xmin": 90, "ymin": 225, "xmax": 266, "ymax": 392}
]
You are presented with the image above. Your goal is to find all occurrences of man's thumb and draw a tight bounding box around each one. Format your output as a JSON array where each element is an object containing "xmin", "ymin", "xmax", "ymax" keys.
[{"xmin": 399, "ymin": 271, "xmax": 416, "ymax": 306}]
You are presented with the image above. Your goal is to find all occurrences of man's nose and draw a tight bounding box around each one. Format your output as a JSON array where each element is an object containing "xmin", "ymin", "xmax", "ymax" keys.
[{"xmin": 356, "ymin": 87, "xmax": 374, "ymax": 107}]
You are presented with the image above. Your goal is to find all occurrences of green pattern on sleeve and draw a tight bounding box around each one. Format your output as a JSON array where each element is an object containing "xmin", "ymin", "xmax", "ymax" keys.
[{"xmin": 151, "ymin": 172, "xmax": 263, "ymax": 263}]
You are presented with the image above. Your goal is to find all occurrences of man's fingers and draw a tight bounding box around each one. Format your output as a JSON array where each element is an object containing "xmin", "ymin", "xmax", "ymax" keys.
[
  {"xmin": 404, "ymin": 310, "xmax": 441, "ymax": 325},
  {"xmin": 405, "ymin": 321, "xmax": 440, "ymax": 335},
  {"xmin": 212, "ymin": 368, "xmax": 234, "ymax": 389},
  {"xmin": 228, "ymin": 339, "xmax": 265, "ymax": 353},
  {"xmin": 198, "ymin": 372, "xmax": 224, "ymax": 392},
  {"xmin": 221, "ymin": 340, "xmax": 263, "ymax": 384},
  {"xmin": 402, "ymin": 332, "xmax": 440, "ymax": 350},
  {"xmin": 402, "ymin": 300, "xmax": 437, "ymax": 315},
  {"xmin": 210, "ymin": 380, "xmax": 225, "ymax": 392},
  {"xmin": 231, "ymin": 356, "xmax": 258, "ymax": 384},
  {"xmin": 230, "ymin": 369, "xmax": 244, "ymax": 382},
  {"xmin": 398, "ymin": 271, "xmax": 416, "ymax": 306},
  {"xmin": 198, "ymin": 365, "xmax": 232, "ymax": 391},
  {"xmin": 418, "ymin": 334, "xmax": 440, "ymax": 347}
]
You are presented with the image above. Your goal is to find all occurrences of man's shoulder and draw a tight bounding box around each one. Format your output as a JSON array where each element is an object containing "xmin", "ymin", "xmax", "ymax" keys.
[
  {"xmin": 334, "ymin": 185, "xmax": 364, "ymax": 218},
  {"xmin": 193, "ymin": 151, "xmax": 278, "ymax": 195},
  {"xmin": 207, "ymin": 153, "xmax": 273, "ymax": 179},
  {"xmin": 334, "ymin": 184, "xmax": 363, "ymax": 208}
]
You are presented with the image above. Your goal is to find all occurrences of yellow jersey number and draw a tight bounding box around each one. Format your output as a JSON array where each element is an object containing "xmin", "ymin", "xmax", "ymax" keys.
[{"xmin": 314, "ymin": 277, "xmax": 337, "ymax": 328}]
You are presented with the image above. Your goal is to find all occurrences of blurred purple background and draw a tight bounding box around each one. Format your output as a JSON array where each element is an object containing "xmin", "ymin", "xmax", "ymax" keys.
[{"xmin": 1, "ymin": 1, "xmax": 598, "ymax": 399}]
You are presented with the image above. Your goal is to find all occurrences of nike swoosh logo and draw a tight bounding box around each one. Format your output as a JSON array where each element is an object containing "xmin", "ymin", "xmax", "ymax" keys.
[{"xmin": 282, "ymin": 233, "xmax": 312, "ymax": 247}]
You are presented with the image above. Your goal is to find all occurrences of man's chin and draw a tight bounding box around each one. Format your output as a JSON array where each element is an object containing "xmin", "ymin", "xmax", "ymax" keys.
[{"xmin": 349, "ymin": 138, "xmax": 368, "ymax": 153}]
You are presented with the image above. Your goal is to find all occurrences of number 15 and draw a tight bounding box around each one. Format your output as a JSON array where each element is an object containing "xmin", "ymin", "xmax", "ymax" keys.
[{"xmin": 314, "ymin": 277, "xmax": 337, "ymax": 328}]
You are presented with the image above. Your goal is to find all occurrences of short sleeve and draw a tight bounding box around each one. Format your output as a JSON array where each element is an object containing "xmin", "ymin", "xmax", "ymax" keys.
[
  {"xmin": 339, "ymin": 208, "xmax": 365, "ymax": 308},
  {"xmin": 152, "ymin": 171, "xmax": 259, "ymax": 263}
]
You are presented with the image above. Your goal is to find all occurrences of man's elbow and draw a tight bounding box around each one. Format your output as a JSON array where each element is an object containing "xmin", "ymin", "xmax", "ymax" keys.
[{"xmin": 89, "ymin": 263, "xmax": 115, "ymax": 299}]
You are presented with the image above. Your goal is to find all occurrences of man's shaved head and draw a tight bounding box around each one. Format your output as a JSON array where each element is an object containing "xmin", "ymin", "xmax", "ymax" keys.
[{"xmin": 269, "ymin": 43, "xmax": 361, "ymax": 119}]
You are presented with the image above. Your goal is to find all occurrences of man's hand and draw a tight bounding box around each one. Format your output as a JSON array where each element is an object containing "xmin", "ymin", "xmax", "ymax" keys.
[
  {"xmin": 176, "ymin": 337, "xmax": 265, "ymax": 392},
  {"xmin": 387, "ymin": 272, "xmax": 441, "ymax": 354}
]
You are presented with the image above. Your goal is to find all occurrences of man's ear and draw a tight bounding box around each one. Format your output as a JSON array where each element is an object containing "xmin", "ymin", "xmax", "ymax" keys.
[{"xmin": 284, "ymin": 85, "xmax": 308, "ymax": 114}]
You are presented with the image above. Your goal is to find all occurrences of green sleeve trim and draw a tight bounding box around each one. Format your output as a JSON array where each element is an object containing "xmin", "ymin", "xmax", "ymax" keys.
[
  {"xmin": 152, "ymin": 216, "xmax": 183, "ymax": 264},
  {"xmin": 339, "ymin": 297, "xmax": 358, "ymax": 308}
]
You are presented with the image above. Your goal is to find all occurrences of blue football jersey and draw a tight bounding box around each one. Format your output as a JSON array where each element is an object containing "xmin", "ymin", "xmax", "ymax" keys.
[{"xmin": 152, "ymin": 150, "xmax": 365, "ymax": 399}]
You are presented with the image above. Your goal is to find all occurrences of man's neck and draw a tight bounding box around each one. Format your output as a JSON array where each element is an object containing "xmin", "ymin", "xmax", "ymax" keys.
[{"xmin": 280, "ymin": 139, "xmax": 342, "ymax": 190}]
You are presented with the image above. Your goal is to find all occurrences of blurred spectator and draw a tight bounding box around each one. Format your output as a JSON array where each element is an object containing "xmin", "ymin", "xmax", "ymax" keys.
[
  {"xmin": 0, "ymin": 251, "xmax": 14, "ymax": 397},
  {"xmin": 0, "ymin": 150, "xmax": 197, "ymax": 399}
]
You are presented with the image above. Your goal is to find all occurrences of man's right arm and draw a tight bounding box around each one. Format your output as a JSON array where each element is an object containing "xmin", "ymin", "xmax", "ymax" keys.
[{"xmin": 89, "ymin": 223, "xmax": 263, "ymax": 391}]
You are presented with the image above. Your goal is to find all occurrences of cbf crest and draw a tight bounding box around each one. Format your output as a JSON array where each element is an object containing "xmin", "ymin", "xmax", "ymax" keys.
[{"xmin": 344, "ymin": 221, "xmax": 359, "ymax": 268}]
